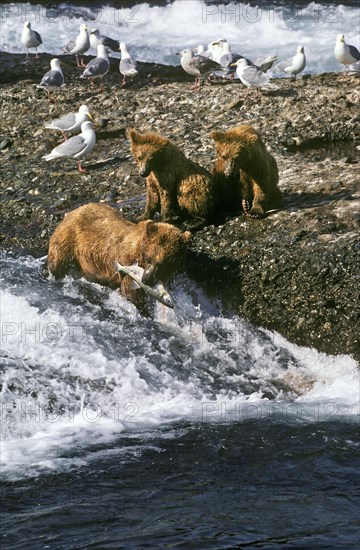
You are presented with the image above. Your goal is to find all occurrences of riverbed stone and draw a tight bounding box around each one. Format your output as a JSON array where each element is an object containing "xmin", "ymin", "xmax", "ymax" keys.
[{"xmin": 0, "ymin": 52, "xmax": 359, "ymax": 359}]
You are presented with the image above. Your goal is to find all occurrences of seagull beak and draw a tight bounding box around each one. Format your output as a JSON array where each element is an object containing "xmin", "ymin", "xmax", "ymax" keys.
[
  {"xmin": 87, "ymin": 113, "xmax": 93, "ymax": 120},
  {"xmin": 230, "ymin": 63, "xmax": 237, "ymax": 67}
]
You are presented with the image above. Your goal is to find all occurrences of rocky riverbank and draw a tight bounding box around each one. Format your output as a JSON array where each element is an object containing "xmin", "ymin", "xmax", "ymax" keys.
[{"xmin": 1, "ymin": 52, "xmax": 359, "ymax": 359}]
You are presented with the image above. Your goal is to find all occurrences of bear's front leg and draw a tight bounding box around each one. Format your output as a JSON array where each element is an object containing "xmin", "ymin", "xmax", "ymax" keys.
[
  {"xmin": 159, "ymin": 188, "xmax": 181, "ymax": 223},
  {"xmin": 140, "ymin": 174, "xmax": 161, "ymax": 220},
  {"xmin": 244, "ymin": 181, "xmax": 267, "ymax": 219}
]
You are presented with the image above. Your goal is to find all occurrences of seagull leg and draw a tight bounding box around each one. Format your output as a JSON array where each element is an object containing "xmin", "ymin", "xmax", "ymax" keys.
[
  {"xmin": 76, "ymin": 55, "xmax": 84, "ymax": 69},
  {"xmin": 78, "ymin": 161, "xmax": 87, "ymax": 173},
  {"xmin": 61, "ymin": 130, "xmax": 67, "ymax": 141},
  {"xmin": 191, "ymin": 77, "xmax": 201, "ymax": 91},
  {"xmin": 35, "ymin": 48, "xmax": 39, "ymax": 59},
  {"xmin": 121, "ymin": 76, "xmax": 127, "ymax": 87}
]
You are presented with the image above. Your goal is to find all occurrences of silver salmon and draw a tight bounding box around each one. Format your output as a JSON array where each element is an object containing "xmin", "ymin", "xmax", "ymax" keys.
[{"xmin": 113, "ymin": 261, "xmax": 174, "ymax": 309}]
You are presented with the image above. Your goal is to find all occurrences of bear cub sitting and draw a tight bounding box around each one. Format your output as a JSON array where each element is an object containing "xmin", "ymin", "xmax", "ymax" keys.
[
  {"xmin": 211, "ymin": 125, "xmax": 282, "ymax": 218},
  {"xmin": 129, "ymin": 129, "xmax": 216, "ymax": 226}
]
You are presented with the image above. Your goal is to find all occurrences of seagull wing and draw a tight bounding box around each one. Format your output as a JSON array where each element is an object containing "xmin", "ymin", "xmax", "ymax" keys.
[
  {"xmin": 40, "ymin": 70, "xmax": 64, "ymax": 87},
  {"xmin": 51, "ymin": 134, "xmax": 88, "ymax": 158},
  {"xmin": 120, "ymin": 58, "xmax": 138, "ymax": 76},
  {"xmin": 276, "ymin": 56, "xmax": 294, "ymax": 72},
  {"xmin": 242, "ymin": 65, "xmax": 271, "ymax": 86},
  {"xmin": 348, "ymin": 44, "xmax": 360, "ymax": 61},
  {"xmin": 62, "ymin": 38, "xmax": 75, "ymax": 53},
  {"xmin": 34, "ymin": 30, "xmax": 42, "ymax": 44},
  {"xmin": 82, "ymin": 57, "xmax": 109, "ymax": 77},
  {"xmin": 255, "ymin": 55, "xmax": 278, "ymax": 73},
  {"xmin": 103, "ymin": 36, "xmax": 120, "ymax": 51},
  {"xmin": 190, "ymin": 55, "xmax": 220, "ymax": 74},
  {"xmin": 45, "ymin": 112, "xmax": 77, "ymax": 131}
]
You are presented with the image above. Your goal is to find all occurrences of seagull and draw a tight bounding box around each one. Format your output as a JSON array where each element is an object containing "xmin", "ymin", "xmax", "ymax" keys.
[
  {"xmin": 119, "ymin": 42, "xmax": 138, "ymax": 86},
  {"xmin": 231, "ymin": 58, "xmax": 277, "ymax": 95},
  {"xmin": 207, "ymin": 40, "xmax": 225, "ymax": 63},
  {"xmin": 21, "ymin": 21, "xmax": 42, "ymax": 58},
  {"xmin": 254, "ymin": 55, "xmax": 278, "ymax": 73},
  {"xmin": 192, "ymin": 45, "xmax": 211, "ymax": 58},
  {"xmin": 276, "ymin": 46, "xmax": 306, "ymax": 78},
  {"xmin": 80, "ymin": 44, "xmax": 110, "ymax": 89},
  {"xmin": 217, "ymin": 40, "xmax": 243, "ymax": 67},
  {"xmin": 42, "ymin": 121, "xmax": 96, "ymax": 173},
  {"xmin": 62, "ymin": 24, "xmax": 90, "ymax": 67},
  {"xmin": 44, "ymin": 105, "xmax": 92, "ymax": 141},
  {"xmin": 334, "ymin": 34, "xmax": 360, "ymax": 71},
  {"xmin": 90, "ymin": 28, "xmax": 120, "ymax": 52},
  {"xmin": 177, "ymin": 49, "xmax": 221, "ymax": 90},
  {"xmin": 39, "ymin": 58, "xmax": 64, "ymax": 102}
]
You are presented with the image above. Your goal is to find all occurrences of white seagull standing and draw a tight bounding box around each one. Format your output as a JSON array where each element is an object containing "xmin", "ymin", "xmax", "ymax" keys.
[
  {"xmin": 277, "ymin": 46, "xmax": 306, "ymax": 78},
  {"xmin": 21, "ymin": 21, "xmax": 42, "ymax": 58},
  {"xmin": 178, "ymin": 48, "xmax": 221, "ymax": 90},
  {"xmin": 334, "ymin": 34, "xmax": 360, "ymax": 71},
  {"xmin": 44, "ymin": 105, "xmax": 92, "ymax": 141},
  {"xmin": 80, "ymin": 44, "xmax": 110, "ymax": 89},
  {"xmin": 119, "ymin": 42, "xmax": 138, "ymax": 86},
  {"xmin": 42, "ymin": 121, "xmax": 96, "ymax": 173},
  {"xmin": 231, "ymin": 58, "xmax": 277, "ymax": 95},
  {"xmin": 90, "ymin": 28, "xmax": 120, "ymax": 52},
  {"xmin": 39, "ymin": 58, "xmax": 64, "ymax": 102},
  {"xmin": 63, "ymin": 24, "xmax": 90, "ymax": 67}
]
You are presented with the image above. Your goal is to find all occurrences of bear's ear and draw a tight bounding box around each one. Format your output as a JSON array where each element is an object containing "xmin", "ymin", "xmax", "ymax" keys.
[
  {"xmin": 129, "ymin": 129, "xmax": 143, "ymax": 144},
  {"xmin": 144, "ymin": 220, "xmax": 158, "ymax": 237},
  {"xmin": 182, "ymin": 231, "xmax": 191, "ymax": 242},
  {"xmin": 210, "ymin": 130, "xmax": 225, "ymax": 142},
  {"xmin": 247, "ymin": 132, "xmax": 258, "ymax": 144}
]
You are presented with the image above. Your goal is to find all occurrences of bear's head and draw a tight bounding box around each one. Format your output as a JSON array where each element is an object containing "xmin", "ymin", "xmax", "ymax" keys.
[
  {"xmin": 210, "ymin": 126, "xmax": 258, "ymax": 178},
  {"xmin": 138, "ymin": 220, "xmax": 191, "ymax": 286},
  {"xmin": 129, "ymin": 129, "xmax": 170, "ymax": 178}
]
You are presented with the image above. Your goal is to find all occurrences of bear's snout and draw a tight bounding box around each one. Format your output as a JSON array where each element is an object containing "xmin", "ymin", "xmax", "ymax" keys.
[
  {"xmin": 139, "ymin": 164, "xmax": 151, "ymax": 178},
  {"xmin": 224, "ymin": 163, "xmax": 235, "ymax": 178}
]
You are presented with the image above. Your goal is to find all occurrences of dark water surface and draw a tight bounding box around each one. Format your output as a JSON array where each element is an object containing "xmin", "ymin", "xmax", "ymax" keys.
[{"xmin": 1, "ymin": 252, "xmax": 359, "ymax": 549}]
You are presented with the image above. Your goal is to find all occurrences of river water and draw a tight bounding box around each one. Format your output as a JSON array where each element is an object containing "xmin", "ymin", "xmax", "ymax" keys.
[
  {"xmin": 0, "ymin": 1, "xmax": 359, "ymax": 73},
  {"xmin": 1, "ymin": 250, "xmax": 359, "ymax": 548},
  {"xmin": 1, "ymin": 1, "xmax": 360, "ymax": 548}
]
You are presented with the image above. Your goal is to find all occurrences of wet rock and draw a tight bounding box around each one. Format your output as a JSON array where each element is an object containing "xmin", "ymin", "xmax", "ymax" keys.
[{"xmin": 0, "ymin": 51, "xmax": 359, "ymax": 359}]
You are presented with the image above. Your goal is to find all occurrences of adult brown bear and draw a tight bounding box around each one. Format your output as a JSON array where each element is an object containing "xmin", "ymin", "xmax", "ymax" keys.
[{"xmin": 44, "ymin": 203, "xmax": 190, "ymax": 312}]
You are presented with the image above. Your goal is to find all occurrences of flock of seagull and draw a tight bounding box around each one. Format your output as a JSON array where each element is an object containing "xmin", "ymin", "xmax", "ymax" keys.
[
  {"xmin": 18, "ymin": 20, "xmax": 360, "ymax": 172},
  {"xmin": 21, "ymin": 20, "xmax": 360, "ymax": 96},
  {"xmin": 21, "ymin": 21, "xmax": 138, "ymax": 99}
]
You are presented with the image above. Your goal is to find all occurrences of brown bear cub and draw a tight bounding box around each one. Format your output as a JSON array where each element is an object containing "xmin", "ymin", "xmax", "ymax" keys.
[
  {"xmin": 129, "ymin": 129, "xmax": 216, "ymax": 226},
  {"xmin": 211, "ymin": 125, "xmax": 282, "ymax": 218},
  {"xmin": 44, "ymin": 203, "xmax": 190, "ymax": 313}
]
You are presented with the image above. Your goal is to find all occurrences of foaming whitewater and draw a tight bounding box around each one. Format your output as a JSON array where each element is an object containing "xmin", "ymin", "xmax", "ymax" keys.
[
  {"xmin": 1, "ymin": 252, "xmax": 358, "ymax": 480},
  {"xmin": 1, "ymin": 1, "xmax": 359, "ymax": 73}
]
